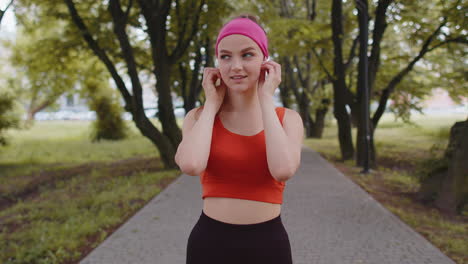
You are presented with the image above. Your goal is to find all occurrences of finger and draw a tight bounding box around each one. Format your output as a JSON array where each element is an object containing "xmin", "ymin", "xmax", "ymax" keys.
[
  {"xmin": 258, "ymin": 68, "xmax": 265, "ymax": 84},
  {"xmin": 266, "ymin": 62, "xmax": 280, "ymax": 79},
  {"xmin": 274, "ymin": 63, "xmax": 281, "ymax": 79},
  {"xmin": 262, "ymin": 63, "xmax": 275, "ymax": 77}
]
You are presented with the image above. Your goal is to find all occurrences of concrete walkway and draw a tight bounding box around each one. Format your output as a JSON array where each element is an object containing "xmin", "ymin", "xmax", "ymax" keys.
[{"xmin": 80, "ymin": 146, "xmax": 455, "ymax": 264}]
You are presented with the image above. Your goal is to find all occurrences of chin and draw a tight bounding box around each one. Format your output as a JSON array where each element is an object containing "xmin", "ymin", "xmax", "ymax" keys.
[{"xmin": 228, "ymin": 82, "xmax": 256, "ymax": 92}]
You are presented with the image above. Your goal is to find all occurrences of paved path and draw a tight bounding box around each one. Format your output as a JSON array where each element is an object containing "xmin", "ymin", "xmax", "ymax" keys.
[{"xmin": 80, "ymin": 146, "xmax": 455, "ymax": 264}]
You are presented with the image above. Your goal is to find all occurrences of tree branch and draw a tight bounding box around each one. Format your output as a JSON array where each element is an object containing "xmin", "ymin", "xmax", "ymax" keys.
[
  {"xmin": 293, "ymin": 55, "xmax": 307, "ymax": 89},
  {"xmin": 344, "ymin": 34, "xmax": 359, "ymax": 71},
  {"xmin": 428, "ymin": 35, "xmax": 468, "ymax": 52},
  {"xmin": 170, "ymin": 0, "xmax": 205, "ymax": 61},
  {"xmin": 123, "ymin": 0, "xmax": 133, "ymax": 24},
  {"xmin": 63, "ymin": 0, "xmax": 133, "ymax": 111},
  {"xmin": 368, "ymin": 0, "xmax": 393, "ymax": 90},
  {"xmin": 109, "ymin": 0, "xmax": 147, "ymax": 114},
  {"xmin": 372, "ymin": 17, "xmax": 448, "ymax": 127},
  {"xmin": 0, "ymin": 0, "xmax": 14, "ymax": 26},
  {"xmin": 311, "ymin": 48, "xmax": 334, "ymax": 82}
]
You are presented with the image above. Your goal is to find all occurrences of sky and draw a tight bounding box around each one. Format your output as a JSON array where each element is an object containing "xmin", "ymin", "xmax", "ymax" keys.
[{"xmin": 0, "ymin": 0, "xmax": 16, "ymax": 37}]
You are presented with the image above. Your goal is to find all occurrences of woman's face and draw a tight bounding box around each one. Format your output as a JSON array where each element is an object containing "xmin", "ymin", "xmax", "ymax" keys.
[{"xmin": 217, "ymin": 34, "xmax": 265, "ymax": 92}]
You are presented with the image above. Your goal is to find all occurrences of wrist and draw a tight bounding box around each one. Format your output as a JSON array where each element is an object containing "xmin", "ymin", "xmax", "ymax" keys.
[
  {"xmin": 204, "ymin": 100, "xmax": 221, "ymax": 113},
  {"xmin": 258, "ymin": 92, "xmax": 273, "ymax": 103}
]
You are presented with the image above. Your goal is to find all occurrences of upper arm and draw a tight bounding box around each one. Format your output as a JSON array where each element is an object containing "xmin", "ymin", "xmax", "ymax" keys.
[
  {"xmin": 282, "ymin": 108, "xmax": 304, "ymax": 172},
  {"xmin": 175, "ymin": 106, "xmax": 203, "ymax": 166},
  {"xmin": 181, "ymin": 106, "xmax": 203, "ymax": 140}
]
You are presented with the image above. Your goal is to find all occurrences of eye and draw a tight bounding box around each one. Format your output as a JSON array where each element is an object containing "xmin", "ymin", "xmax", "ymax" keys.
[
  {"xmin": 220, "ymin": 55, "xmax": 230, "ymax": 59},
  {"xmin": 243, "ymin": 53, "xmax": 254, "ymax": 58}
]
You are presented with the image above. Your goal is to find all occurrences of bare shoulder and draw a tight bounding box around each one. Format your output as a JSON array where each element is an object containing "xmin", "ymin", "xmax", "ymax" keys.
[
  {"xmin": 282, "ymin": 108, "xmax": 305, "ymax": 141},
  {"xmin": 185, "ymin": 105, "xmax": 204, "ymax": 122},
  {"xmin": 283, "ymin": 108, "xmax": 303, "ymax": 126},
  {"xmin": 181, "ymin": 106, "xmax": 205, "ymax": 138}
]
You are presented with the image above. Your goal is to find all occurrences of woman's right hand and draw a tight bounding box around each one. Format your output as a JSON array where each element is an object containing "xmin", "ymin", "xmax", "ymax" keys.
[{"xmin": 202, "ymin": 67, "xmax": 226, "ymax": 112}]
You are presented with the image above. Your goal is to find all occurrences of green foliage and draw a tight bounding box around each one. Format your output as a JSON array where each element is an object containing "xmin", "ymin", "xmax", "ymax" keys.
[
  {"xmin": 89, "ymin": 93, "xmax": 128, "ymax": 142},
  {"xmin": 0, "ymin": 89, "xmax": 21, "ymax": 145},
  {"xmin": 373, "ymin": 0, "xmax": 467, "ymax": 122},
  {"xmin": 77, "ymin": 58, "xmax": 129, "ymax": 142},
  {"xmin": 6, "ymin": 17, "xmax": 82, "ymax": 116}
]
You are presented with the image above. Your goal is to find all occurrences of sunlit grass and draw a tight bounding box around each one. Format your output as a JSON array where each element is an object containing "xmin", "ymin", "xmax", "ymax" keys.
[{"xmin": 0, "ymin": 120, "xmax": 162, "ymax": 178}]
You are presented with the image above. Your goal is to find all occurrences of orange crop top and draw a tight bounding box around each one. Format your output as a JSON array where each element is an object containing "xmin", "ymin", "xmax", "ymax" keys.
[{"xmin": 199, "ymin": 106, "xmax": 286, "ymax": 204}]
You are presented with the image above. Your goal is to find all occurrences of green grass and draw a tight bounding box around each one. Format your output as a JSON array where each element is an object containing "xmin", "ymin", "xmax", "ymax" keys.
[
  {"xmin": 0, "ymin": 168, "xmax": 180, "ymax": 264},
  {"xmin": 0, "ymin": 119, "xmax": 182, "ymax": 264},
  {"xmin": 305, "ymin": 111, "xmax": 467, "ymax": 264},
  {"xmin": 1, "ymin": 121, "xmax": 159, "ymax": 175}
]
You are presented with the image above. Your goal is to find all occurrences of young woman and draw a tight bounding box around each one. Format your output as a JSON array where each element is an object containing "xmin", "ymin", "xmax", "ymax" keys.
[{"xmin": 175, "ymin": 14, "xmax": 304, "ymax": 264}]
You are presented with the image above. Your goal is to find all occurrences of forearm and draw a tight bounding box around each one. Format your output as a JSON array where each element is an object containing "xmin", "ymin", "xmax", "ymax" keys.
[
  {"xmin": 176, "ymin": 103, "xmax": 217, "ymax": 175},
  {"xmin": 260, "ymin": 97, "xmax": 295, "ymax": 182}
]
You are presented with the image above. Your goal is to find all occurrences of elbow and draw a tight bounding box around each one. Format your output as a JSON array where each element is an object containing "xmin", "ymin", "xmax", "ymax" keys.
[
  {"xmin": 271, "ymin": 167, "xmax": 294, "ymax": 183},
  {"xmin": 271, "ymin": 162, "xmax": 298, "ymax": 182},
  {"xmin": 177, "ymin": 160, "xmax": 202, "ymax": 176},
  {"xmin": 175, "ymin": 152, "xmax": 204, "ymax": 176},
  {"xmin": 184, "ymin": 165, "xmax": 203, "ymax": 176}
]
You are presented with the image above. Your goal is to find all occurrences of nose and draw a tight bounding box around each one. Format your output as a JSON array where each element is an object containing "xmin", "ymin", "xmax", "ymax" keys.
[{"xmin": 231, "ymin": 57, "xmax": 242, "ymax": 71}]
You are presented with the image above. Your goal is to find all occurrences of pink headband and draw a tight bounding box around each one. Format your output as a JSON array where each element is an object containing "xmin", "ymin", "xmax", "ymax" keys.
[{"xmin": 215, "ymin": 17, "xmax": 269, "ymax": 60}]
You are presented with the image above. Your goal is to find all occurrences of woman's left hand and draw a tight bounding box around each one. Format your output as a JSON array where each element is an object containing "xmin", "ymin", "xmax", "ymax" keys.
[{"xmin": 257, "ymin": 60, "xmax": 282, "ymax": 101}]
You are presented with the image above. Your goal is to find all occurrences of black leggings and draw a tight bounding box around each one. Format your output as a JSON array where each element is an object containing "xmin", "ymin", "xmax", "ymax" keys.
[{"xmin": 186, "ymin": 210, "xmax": 293, "ymax": 264}]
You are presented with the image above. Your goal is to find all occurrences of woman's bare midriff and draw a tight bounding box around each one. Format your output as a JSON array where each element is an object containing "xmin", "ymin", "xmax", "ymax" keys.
[{"xmin": 203, "ymin": 197, "xmax": 281, "ymax": 224}]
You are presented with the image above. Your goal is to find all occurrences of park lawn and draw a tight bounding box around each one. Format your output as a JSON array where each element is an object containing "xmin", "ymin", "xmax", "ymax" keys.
[
  {"xmin": 304, "ymin": 112, "xmax": 467, "ymax": 264},
  {"xmin": 0, "ymin": 119, "xmax": 182, "ymax": 264},
  {"xmin": 0, "ymin": 119, "xmax": 178, "ymax": 201}
]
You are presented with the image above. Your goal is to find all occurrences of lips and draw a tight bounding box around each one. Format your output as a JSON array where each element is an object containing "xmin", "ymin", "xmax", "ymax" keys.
[{"xmin": 231, "ymin": 75, "xmax": 247, "ymax": 80}]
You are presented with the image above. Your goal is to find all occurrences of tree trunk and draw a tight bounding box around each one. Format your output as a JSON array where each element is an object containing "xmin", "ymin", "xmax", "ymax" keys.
[
  {"xmin": 154, "ymin": 63, "xmax": 182, "ymax": 150},
  {"xmin": 418, "ymin": 119, "xmax": 468, "ymax": 215},
  {"xmin": 298, "ymin": 92, "xmax": 315, "ymax": 138},
  {"xmin": 25, "ymin": 98, "xmax": 55, "ymax": 127},
  {"xmin": 331, "ymin": 0, "xmax": 354, "ymax": 160},
  {"xmin": 355, "ymin": 0, "xmax": 376, "ymax": 169},
  {"xmin": 184, "ymin": 37, "xmax": 212, "ymax": 114},
  {"xmin": 135, "ymin": 113, "xmax": 178, "ymax": 169},
  {"xmin": 435, "ymin": 119, "xmax": 468, "ymax": 214},
  {"xmin": 310, "ymin": 99, "xmax": 330, "ymax": 138},
  {"xmin": 357, "ymin": 122, "xmax": 377, "ymax": 168}
]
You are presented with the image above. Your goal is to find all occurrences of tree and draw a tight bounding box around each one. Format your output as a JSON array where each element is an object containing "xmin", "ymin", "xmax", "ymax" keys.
[
  {"xmin": 327, "ymin": 0, "xmax": 467, "ymax": 164},
  {"xmin": 7, "ymin": 10, "xmax": 129, "ymax": 142},
  {"xmin": 0, "ymin": 0, "xmax": 21, "ymax": 145},
  {"xmin": 63, "ymin": 0, "xmax": 215, "ymax": 169},
  {"xmin": 331, "ymin": 0, "xmax": 355, "ymax": 160},
  {"xmin": 355, "ymin": 0, "xmax": 371, "ymax": 172},
  {"xmin": 7, "ymin": 20, "xmax": 81, "ymax": 124},
  {"xmin": 0, "ymin": 88, "xmax": 20, "ymax": 145},
  {"xmin": 173, "ymin": 2, "xmax": 232, "ymax": 114},
  {"xmin": 358, "ymin": 0, "xmax": 467, "ymax": 167},
  {"xmin": 80, "ymin": 59, "xmax": 129, "ymax": 141}
]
